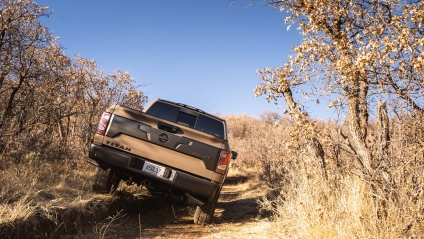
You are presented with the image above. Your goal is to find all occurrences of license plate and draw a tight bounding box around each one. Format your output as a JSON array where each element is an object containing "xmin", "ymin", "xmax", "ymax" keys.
[{"xmin": 142, "ymin": 161, "xmax": 176, "ymax": 181}]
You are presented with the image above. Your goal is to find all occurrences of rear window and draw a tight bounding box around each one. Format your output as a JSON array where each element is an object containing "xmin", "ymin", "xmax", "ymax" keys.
[
  {"xmin": 146, "ymin": 101, "xmax": 224, "ymax": 139},
  {"xmin": 195, "ymin": 114, "xmax": 224, "ymax": 138}
]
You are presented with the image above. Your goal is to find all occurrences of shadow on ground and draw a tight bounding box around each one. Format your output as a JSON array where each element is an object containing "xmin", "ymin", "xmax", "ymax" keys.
[
  {"xmin": 224, "ymin": 175, "xmax": 250, "ymax": 185},
  {"xmin": 56, "ymin": 173, "xmax": 266, "ymax": 239}
]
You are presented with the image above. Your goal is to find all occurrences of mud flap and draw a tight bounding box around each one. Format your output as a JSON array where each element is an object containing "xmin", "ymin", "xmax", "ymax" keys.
[{"xmin": 185, "ymin": 193, "xmax": 205, "ymax": 206}]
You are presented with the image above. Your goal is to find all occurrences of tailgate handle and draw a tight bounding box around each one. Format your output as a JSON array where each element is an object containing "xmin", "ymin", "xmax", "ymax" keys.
[{"xmin": 158, "ymin": 121, "xmax": 179, "ymax": 133}]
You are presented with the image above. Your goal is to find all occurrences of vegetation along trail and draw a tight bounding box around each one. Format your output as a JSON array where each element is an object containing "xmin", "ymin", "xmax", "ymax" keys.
[
  {"xmin": 2, "ymin": 0, "xmax": 424, "ymax": 238},
  {"xmin": 78, "ymin": 167, "xmax": 273, "ymax": 239}
]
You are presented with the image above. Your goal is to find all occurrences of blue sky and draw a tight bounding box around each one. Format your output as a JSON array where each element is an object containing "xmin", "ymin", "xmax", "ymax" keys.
[{"xmin": 34, "ymin": 0, "xmax": 323, "ymax": 118}]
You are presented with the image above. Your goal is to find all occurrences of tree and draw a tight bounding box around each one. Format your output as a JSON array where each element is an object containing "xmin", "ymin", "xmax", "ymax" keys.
[
  {"xmin": 0, "ymin": 0, "xmax": 147, "ymax": 157},
  {"xmin": 254, "ymin": 0, "xmax": 424, "ymax": 179},
  {"xmin": 0, "ymin": 0, "xmax": 55, "ymax": 133}
]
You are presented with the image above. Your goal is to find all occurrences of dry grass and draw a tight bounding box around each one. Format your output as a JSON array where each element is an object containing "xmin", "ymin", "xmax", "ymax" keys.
[
  {"xmin": 0, "ymin": 151, "xmax": 123, "ymax": 238},
  {"xmin": 1, "ymin": 112, "xmax": 424, "ymax": 238},
  {"xmin": 0, "ymin": 149, "xmax": 198, "ymax": 238},
  {"xmin": 224, "ymin": 112, "xmax": 424, "ymax": 238},
  {"xmin": 0, "ymin": 152, "xmax": 184, "ymax": 238},
  {"xmin": 257, "ymin": 175, "xmax": 424, "ymax": 238}
]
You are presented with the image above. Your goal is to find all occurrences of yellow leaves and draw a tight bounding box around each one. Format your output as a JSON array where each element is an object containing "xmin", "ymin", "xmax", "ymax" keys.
[
  {"xmin": 412, "ymin": 56, "xmax": 424, "ymax": 70},
  {"xmin": 305, "ymin": 75, "xmax": 311, "ymax": 82},
  {"xmin": 355, "ymin": 34, "xmax": 364, "ymax": 44},
  {"xmin": 417, "ymin": 37, "xmax": 424, "ymax": 47},
  {"xmin": 326, "ymin": 99, "xmax": 339, "ymax": 109},
  {"xmin": 371, "ymin": 26, "xmax": 384, "ymax": 36},
  {"xmin": 256, "ymin": 0, "xmax": 424, "ymax": 136}
]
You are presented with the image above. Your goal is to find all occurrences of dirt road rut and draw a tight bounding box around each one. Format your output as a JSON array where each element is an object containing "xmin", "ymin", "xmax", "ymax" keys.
[{"xmin": 75, "ymin": 169, "xmax": 270, "ymax": 239}]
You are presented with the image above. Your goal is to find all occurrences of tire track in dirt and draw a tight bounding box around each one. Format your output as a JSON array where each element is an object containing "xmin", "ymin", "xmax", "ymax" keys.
[
  {"xmin": 72, "ymin": 168, "xmax": 269, "ymax": 239},
  {"xmin": 136, "ymin": 171, "xmax": 266, "ymax": 239}
]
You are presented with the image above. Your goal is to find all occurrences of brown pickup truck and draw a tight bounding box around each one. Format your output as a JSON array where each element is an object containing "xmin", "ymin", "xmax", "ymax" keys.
[{"xmin": 87, "ymin": 98, "xmax": 237, "ymax": 225}]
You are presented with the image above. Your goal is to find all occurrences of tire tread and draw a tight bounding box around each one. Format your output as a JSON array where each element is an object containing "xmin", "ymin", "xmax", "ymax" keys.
[
  {"xmin": 193, "ymin": 188, "xmax": 221, "ymax": 225},
  {"xmin": 92, "ymin": 168, "xmax": 118, "ymax": 194}
]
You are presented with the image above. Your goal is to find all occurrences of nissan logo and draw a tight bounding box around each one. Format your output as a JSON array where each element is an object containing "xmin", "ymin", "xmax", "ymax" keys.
[{"xmin": 158, "ymin": 133, "xmax": 169, "ymax": 143}]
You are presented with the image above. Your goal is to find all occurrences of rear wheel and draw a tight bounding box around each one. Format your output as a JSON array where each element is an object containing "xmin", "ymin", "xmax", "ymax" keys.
[
  {"xmin": 92, "ymin": 168, "xmax": 120, "ymax": 194},
  {"xmin": 193, "ymin": 187, "xmax": 221, "ymax": 225}
]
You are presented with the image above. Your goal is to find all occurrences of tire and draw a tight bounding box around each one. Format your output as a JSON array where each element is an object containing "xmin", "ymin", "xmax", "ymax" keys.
[
  {"xmin": 92, "ymin": 168, "xmax": 120, "ymax": 194},
  {"xmin": 193, "ymin": 187, "xmax": 221, "ymax": 225}
]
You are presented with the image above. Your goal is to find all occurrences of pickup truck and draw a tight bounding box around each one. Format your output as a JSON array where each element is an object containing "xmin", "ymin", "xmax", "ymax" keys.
[{"xmin": 87, "ymin": 98, "xmax": 237, "ymax": 225}]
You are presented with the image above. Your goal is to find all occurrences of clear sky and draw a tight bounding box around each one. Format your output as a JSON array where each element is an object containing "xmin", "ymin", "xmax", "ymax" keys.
[{"xmin": 34, "ymin": 0, "xmax": 316, "ymax": 118}]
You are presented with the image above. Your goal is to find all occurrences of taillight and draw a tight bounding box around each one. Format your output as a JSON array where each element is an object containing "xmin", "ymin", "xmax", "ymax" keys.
[
  {"xmin": 216, "ymin": 150, "xmax": 231, "ymax": 174},
  {"xmin": 96, "ymin": 112, "xmax": 111, "ymax": 135}
]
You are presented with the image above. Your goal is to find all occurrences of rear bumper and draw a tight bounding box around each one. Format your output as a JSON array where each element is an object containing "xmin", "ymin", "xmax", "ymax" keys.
[{"xmin": 88, "ymin": 144, "xmax": 220, "ymax": 200}]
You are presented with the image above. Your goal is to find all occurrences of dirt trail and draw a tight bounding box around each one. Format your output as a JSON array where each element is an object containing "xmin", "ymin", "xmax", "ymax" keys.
[
  {"xmin": 140, "ymin": 172, "xmax": 265, "ymax": 239},
  {"xmin": 74, "ymin": 169, "xmax": 271, "ymax": 239}
]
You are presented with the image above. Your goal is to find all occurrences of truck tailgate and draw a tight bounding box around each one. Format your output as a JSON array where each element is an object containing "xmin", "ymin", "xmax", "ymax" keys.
[{"xmin": 103, "ymin": 112, "xmax": 224, "ymax": 179}]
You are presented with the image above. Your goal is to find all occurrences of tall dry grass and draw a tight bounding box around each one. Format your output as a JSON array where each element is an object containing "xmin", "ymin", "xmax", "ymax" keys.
[
  {"xmin": 1, "ymin": 109, "xmax": 423, "ymax": 238},
  {"xmin": 0, "ymin": 142, "xmax": 190, "ymax": 238},
  {"xmin": 224, "ymin": 111, "xmax": 424, "ymax": 238},
  {"xmin": 224, "ymin": 113, "xmax": 293, "ymax": 188},
  {"xmin": 0, "ymin": 149, "xmax": 172, "ymax": 238},
  {"xmin": 0, "ymin": 149, "xmax": 120, "ymax": 238}
]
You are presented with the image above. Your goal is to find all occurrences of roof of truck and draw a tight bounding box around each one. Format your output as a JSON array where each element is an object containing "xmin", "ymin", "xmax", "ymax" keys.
[{"xmin": 147, "ymin": 98, "xmax": 226, "ymax": 122}]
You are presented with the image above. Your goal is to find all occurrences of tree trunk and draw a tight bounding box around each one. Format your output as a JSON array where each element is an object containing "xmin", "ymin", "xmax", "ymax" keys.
[
  {"xmin": 279, "ymin": 79, "xmax": 327, "ymax": 180},
  {"xmin": 376, "ymin": 100, "xmax": 391, "ymax": 185},
  {"xmin": 346, "ymin": 83, "xmax": 372, "ymax": 174}
]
